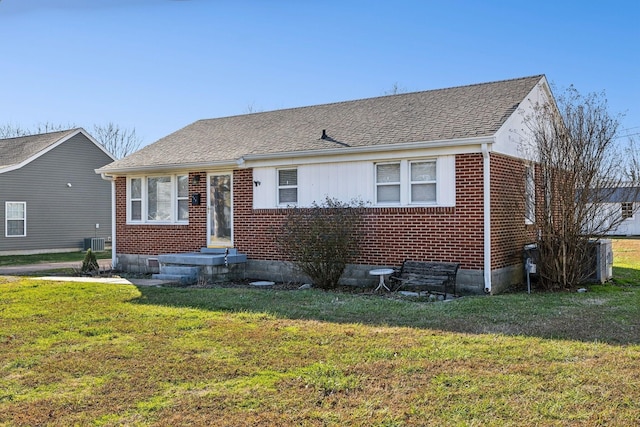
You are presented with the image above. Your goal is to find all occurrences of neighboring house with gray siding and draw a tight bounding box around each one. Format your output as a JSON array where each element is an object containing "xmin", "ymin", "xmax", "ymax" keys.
[{"xmin": 0, "ymin": 129, "xmax": 115, "ymax": 255}]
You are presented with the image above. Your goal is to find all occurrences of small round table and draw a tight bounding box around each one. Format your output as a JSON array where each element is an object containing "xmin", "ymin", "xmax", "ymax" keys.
[{"xmin": 369, "ymin": 268, "xmax": 394, "ymax": 292}]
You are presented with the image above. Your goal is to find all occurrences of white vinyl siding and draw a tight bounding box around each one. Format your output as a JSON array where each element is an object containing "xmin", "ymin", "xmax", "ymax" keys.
[
  {"xmin": 252, "ymin": 156, "xmax": 455, "ymax": 209},
  {"xmin": 127, "ymin": 174, "xmax": 188, "ymax": 224},
  {"xmin": 5, "ymin": 202, "xmax": 26, "ymax": 237}
]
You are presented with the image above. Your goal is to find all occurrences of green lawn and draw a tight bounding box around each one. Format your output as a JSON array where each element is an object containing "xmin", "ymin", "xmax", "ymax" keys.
[
  {"xmin": 0, "ymin": 250, "xmax": 111, "ymax": 267},
  {"xmin": 1, "ymin": 240, "xmax": 639, "ymax": 426}
]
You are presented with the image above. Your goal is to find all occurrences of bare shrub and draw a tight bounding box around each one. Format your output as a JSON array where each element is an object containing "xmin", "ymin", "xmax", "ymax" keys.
[
  {"xmin": 279, "ymin": 197, "xmax": 365, "ymax": 290},
  {"xmin": 524, "ymin": 86, "xmax": 640, "ymax": 290}
]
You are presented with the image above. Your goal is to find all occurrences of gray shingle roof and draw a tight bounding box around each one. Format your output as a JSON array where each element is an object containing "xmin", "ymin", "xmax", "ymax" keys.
[
  {"xmin": 0, "ymin": 129, "xmax": 80, "ymax": 170},
  {"xmin": 99, "ymin": 75, "xmax": 544, "ymax": 173}
]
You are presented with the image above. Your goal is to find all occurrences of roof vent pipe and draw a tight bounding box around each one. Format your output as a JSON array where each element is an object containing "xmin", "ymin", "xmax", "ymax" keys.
[{"xmin": 321, "ymin": 129, "xmax": 328, "ymax": 140}]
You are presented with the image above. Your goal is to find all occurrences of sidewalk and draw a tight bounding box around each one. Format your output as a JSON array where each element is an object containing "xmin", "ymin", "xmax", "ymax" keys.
[
  {"xmin": 0, "ymin": 259, "xmax": 113, "ymax": 275},
  {"xmin": 0, "ymin": 259, "xmax": 171, "ymax": 287}
]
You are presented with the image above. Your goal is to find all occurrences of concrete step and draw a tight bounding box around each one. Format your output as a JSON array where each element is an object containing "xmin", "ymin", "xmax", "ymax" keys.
[
  {"xmin": 158, "ymin": 252, "xmax": 247, "ymax": 266},
  {"xmin": 151, "ymin": 274, "xmax": 197, "ymax": 285},
  {"xmin": 200, "ymin": 247, "xmax": 238, "ymax": 255},
  {"xmin": 160, "ymin": 266, "xmax": 200, "ymax": 277}
]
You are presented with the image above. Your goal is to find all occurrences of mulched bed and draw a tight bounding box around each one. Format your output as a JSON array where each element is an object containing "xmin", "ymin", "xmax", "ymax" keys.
[{"xmin": 188, "ymin": 278, "xmax": 373, "ymax": 294}]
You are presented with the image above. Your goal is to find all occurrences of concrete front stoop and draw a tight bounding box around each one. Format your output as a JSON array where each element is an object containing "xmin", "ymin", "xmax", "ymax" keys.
[{"xmin": 152, "ymin": 248, "xmax": 247, "ymax": 285}]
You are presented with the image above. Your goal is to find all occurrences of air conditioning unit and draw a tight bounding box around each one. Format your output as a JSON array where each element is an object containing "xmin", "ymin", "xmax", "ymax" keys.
[
  {"xmin": 524, "ymin": 239, "xmax": 613, "ymax": 285},
  {"xmin": 588, "ymin": 239, "xmax": 613, "ymax": 283},
  {"xmin": 84, "ymin": 237, "xmax": 106, "ymax": 252}
]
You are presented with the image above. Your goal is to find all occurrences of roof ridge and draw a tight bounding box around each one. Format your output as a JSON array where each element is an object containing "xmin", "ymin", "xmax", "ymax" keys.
[
  {"xmin": 196, "ymin": 75, "xmax": 545, "ymax": 123},
  {"xmin": 0, "ymin": 127, "xmax": 79, "ymax": 142}
]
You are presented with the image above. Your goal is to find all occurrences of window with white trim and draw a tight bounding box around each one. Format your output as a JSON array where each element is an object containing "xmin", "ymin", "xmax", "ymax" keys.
[
  {"xmin": 5, "ymin": 202, "xmax": 26, "ymax": 237},
  {"xmin": 622, "ymin": 202, "xmax": 634, "ymax": 220},
  {"xmin": 376, "ymin": 163, "xmax": 401, "ymax": 203},
  {"xmin": 525, "ymin": 165, "xmax": 535, "ymax": 224},
  {"xmin": 177, "ymin": 175, "xmax": 189, "ymax": 221},
  {"xmin": 130, "ymin": 178, "xmax": 142, "ymax": 221},
  {"xmin": 278, "ymin": 169, "xmax": 298, "ymax": 205},
  {"xmin": 410, "ymin": 161, "xmax": 436, "ymax": 203},
  {"xmin": 127, "ymin": 174, "xmax": 189, "ymax": 223},
  {"xmin": 375, "ymin": 159, "xmax": 437, "ymax": 205}
]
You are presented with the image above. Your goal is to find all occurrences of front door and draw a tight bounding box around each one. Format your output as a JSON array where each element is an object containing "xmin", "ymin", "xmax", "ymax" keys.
[{"xmin": 208, "ymin": 174, "xmax": 232, "ymax": 247}]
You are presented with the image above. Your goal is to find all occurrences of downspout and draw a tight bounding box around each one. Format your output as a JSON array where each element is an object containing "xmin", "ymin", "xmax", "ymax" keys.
[
  {"xmin": 482, "ymin": 143, "xmax": 492, "ymax": 294},
  {"xmin": 101, "ymin": 173, "xmax": 117, "ymax": 269}
]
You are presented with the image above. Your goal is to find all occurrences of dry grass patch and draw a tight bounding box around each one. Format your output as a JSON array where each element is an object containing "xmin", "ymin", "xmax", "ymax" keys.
[{"xmin": 1, "ymin": 240, "xmax": 640, "ymax": 425}]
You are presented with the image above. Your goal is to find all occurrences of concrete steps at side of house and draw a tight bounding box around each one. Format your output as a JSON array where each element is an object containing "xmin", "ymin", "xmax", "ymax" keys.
[
  {"xmin": 157, "ymin": 252, "xmax": 247, "ymax": 266},
  {"xmin": 152, "ymin": 266, "xmax": 199, "ymax": 285}
]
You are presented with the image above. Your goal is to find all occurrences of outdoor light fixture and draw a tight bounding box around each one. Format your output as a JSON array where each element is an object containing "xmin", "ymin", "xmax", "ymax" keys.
[
  {"xmin": 192, "ymin": 174, "xmax": 201, "ymax": 185},
  {"xmin": 66, "ymin": 183, "xmax": 72, "ymax": 188}
]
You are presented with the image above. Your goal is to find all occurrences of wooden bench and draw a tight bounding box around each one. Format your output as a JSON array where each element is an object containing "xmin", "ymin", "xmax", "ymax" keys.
[{"xmin": 390, "ymin": 260, "xmax": 460, "ymax": 298}]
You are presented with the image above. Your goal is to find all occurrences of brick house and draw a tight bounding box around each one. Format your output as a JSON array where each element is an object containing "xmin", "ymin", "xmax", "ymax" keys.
[{"xmin": 97, "ymin": 75, "xmax": 553, "ymax": 294}]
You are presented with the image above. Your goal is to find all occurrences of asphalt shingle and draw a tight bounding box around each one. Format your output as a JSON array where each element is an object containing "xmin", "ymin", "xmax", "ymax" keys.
[
  {"xmin": 99, "ymin": 75, "xmax": 544, "ymax": 173},
  {"xmin": 0, "ymin": 129, "xmax": 79, "ymax": 170}
]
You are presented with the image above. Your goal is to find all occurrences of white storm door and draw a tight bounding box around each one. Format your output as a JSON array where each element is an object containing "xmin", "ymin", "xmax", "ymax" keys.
[{"xmin": 208, "ymin": 173, "xmax": 232, "ymax": 247}]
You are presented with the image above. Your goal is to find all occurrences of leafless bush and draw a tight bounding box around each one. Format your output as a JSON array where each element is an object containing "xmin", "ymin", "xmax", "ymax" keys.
[
  {"xmin": 279, "ymin": 197, "xmax": 365, "ymax": 290},
  {"xmin": 524, "ymin": 86, "xmax": 640, "ymax": 290}
]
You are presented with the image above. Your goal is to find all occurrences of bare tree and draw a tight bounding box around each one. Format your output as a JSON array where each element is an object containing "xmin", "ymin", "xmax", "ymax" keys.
[
  {"xmin": 383, "ymin": 82, "xmax": 407, "ymax": 95},
  {"xmin": 0, "ymin": 122, "xmax": 73, "ymax": 138},
  {"xmin": 92, "ymin": 122, "xmax": 142, "ymax": 159},
  {"xmin": 524, "ymin": 86, "xmax": 640, "ymax": 290}
]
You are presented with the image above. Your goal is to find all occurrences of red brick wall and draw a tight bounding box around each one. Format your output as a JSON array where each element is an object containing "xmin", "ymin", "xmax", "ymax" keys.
[
  {"xmin": 234, "ymin": 153, "xmax": 485, "ymax": 270},
  {"xmin": 114, "ymin": 154, "xmax": 535, "ymax": 273},
  {"xmin": 114, "ymin": 172, "xmax": 208, "ymax": 254},
  {"xmin": 490, "ymin": 154, "xmax": 538, "ymax": 270}
]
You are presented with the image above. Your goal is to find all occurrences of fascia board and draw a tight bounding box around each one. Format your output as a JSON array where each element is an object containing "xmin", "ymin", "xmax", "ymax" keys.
[
  {"xmin": 242, "ymin": 136, "xmax": 494, "ymax": 167},
  {"xmin": 95, "ymin": 160, "xmax": 240, "ymax": 177},
  {"xmin": 95, "ymin": 135, "xmax": 494, "ymax": 175}
]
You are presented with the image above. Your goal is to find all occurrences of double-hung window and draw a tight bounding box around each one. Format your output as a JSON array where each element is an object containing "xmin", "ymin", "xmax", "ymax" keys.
[
  {"xmin": 130, "ymin": 178, "xmax": 142, "ymax": 221},
  {"xmin": 5, "ymin": 202, "xmax": 26, "ymax": 237},
  {"xmin": 177, "ymin": 175, "xmax": 189, "ymax": 221},
  {"xmin": 524, "ymin": 165, "xmax": 535, "ymax": 224},
  {"xmin": 622, "ymin": 202, "xmax": 634, "ymax": 220},
  {"xmin": 128, "ymin": 175, "xmax": 189, "ymax": 223},
  {"xmin": 278, "ymin": 169, "xmax": 298, "ymax": 205},
  {"xmin": 410, "ymin": 161, "xmax": 436, "ymax": 203},
  {"xmin": 376, "ymin": 163, "xmax": 401, "ymax": 203},
  {"xmin": 375, "ymin": 160, "xmax": 437, "ymax": 205}
]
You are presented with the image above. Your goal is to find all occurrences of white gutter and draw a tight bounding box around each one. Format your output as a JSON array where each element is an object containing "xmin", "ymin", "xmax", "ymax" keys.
[
  {"xmin": 96, "ymin": 160, "xmax": 240, "ymax": 176},
  {"xmin": 96, "ymin": 135, "xmax": 494, "ymax": 175},
  {"xmin": 241, "ymin": 135, "xmax": 494, "ymax": 162},
  {"xmin": 482, "ymin": 143, "xmax": 492, "ymax": 294},
  {"xmin": 101, "ymin": 173, "xmax": 117, "ymax": 269}
]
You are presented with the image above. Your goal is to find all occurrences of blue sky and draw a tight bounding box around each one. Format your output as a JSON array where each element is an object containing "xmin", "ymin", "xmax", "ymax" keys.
[{"xmin": 1, "ymin": 0, "xmax": 638, "ymax": 147}]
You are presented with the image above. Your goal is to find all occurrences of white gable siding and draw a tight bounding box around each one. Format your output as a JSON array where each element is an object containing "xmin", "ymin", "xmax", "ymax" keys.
[
  {"xmin": 493, "ymin": 77, "xmax": 552, "ymax": 160},
  {"xmin": 252, "ymin": 156, "xmax": 455, "ymax": 209}
]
